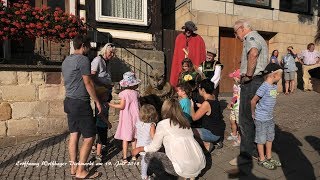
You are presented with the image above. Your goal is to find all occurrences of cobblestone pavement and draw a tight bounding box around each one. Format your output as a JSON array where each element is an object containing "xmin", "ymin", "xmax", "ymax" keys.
[{"xmin": 0, "ymin": 91, "xmax": 319, "ymax": 180}]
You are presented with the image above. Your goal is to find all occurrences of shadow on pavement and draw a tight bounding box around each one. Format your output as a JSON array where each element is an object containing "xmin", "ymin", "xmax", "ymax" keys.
[
  {"xmin": 226, "ymin": 156, "xmax": 267, "ymax": 180},
  {"xmin": 0, "ymin": 132, "xmax": 68, "ymax": 169},
  {"xmin": 273, "ymin": 125, "xmax": 315, "ymax": 179},
  {"xmin": 305, "ymin": 136, "xmax": 320, "ymax": 155}
]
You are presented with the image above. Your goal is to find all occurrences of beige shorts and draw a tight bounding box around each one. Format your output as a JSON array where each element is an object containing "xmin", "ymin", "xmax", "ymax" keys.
[{"xmin": 230, "ymin": 109, "xmax": 239, "ymax": 124}]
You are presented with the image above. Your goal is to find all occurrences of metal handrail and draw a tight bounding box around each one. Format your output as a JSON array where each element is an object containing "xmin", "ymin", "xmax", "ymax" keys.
[
  {"xmin": 84, "ymin": 23, "xmax": 153, "ymax": 70},
  {"xmin": 84, "ymin": 23, "xmax": 153, "ymax": 91}
]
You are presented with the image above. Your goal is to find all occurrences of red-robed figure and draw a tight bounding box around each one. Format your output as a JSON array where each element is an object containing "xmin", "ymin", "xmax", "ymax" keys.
[{"xmin": 170, "ymin": 21, "xmax": 206, "ymax": 87}]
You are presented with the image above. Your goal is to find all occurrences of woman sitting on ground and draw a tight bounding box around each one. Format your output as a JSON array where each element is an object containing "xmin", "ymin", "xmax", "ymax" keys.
[
  {"xmin": 132, "ymin": 98, "xmax": 206, "ymax": 180},
  {"xmin": 191, "ymin": 79, "xmax": 226, "ymax": 153}
]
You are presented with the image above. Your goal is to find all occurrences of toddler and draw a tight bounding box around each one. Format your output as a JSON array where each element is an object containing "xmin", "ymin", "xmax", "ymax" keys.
[
  {"xmin": 227, "ymin": 69, "xmax": 241, "ymax": 147},
  {"xmin": 251, "ymin": 63, "xmax": 283, "ymax": 170},
  {"xmin": 136, "ymin": 104, "xmax": 158, "ymax": 180}
]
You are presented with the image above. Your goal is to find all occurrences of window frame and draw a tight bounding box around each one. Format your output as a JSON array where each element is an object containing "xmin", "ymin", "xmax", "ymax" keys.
[{"xmin": 95, "ymin": 0, "xmax": 148, "ymax": 26}]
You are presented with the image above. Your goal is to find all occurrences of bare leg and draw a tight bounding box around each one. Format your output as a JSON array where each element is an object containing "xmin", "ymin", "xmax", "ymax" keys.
[
  {"xmin": 265, "ymin": 141, "xmax": 273, "ymax": 159},
  {"xmin": 230, "ymin": 120, "xmax": 237, "ymax": 136},
  {"xmin": 131, "ymin": 139, "xmax": 137, "ymax": 158},
  {"xmin": 122, "ymin": 140, "xmax": 128, "ymax": 159},
  {"xmin": 96, "ymin": 143, "xmax": 102, "ymax": 156},
  {"xmin": 290, "ymin": 80, "xmax": 295, "ymax": 93},
  {"xmin": 69, "ymin": 132, "xmax": 80, "ymax": 175},
  {"xmin": 203, "ymin": 141, "xmax": 210, "ymax": 151},
  {"xmin": 257, "ymin": 144, "xmax": 265, "ymax": 161},
  {"xmin": 285, "ymin": 81, "xmax": 289, "ymax": 94},
  {"xmin": 131, "ymin": 139, "xmax": 137, "ymax": 150},
  {"xmin": 76, "ymin": 137, "xmax": 95, "ymax": 178}
]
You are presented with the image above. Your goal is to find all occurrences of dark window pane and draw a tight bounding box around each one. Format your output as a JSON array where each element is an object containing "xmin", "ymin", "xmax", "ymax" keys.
[
  {"xmin": 234, "ymin": 0, "xmax": 271, "ymax": 7},
  {"xmin": 47, "ymin": 0, "xmax": 65, "ymax": 11},
  {"xmin": 280, "ymin": 0, "xmax": 309, "ymax": 13},
  {"xmin": 9, "ymin": 0, "xmax": 35, "ymax": 6}
]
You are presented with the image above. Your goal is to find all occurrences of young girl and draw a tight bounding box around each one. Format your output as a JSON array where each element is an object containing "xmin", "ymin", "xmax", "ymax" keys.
[
  {"xmin": 178, "ymin": 58, "xmax": 202, "ymax": 87},
  {"xmin": 136, "ymin": 104, "xmax": 158, "ymax": 180},
  {"xmin": 227, "ymin": 69, "xmax": 241, "ymax": 147},
  {"xmin": 108, "ymin": 72, "xmax": 141, "ymax": 163}
]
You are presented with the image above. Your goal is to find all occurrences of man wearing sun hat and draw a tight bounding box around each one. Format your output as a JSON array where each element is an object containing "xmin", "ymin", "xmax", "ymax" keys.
[{"xmin": 170, "ymin": 21, "xmax": 206, "ymax": 87}]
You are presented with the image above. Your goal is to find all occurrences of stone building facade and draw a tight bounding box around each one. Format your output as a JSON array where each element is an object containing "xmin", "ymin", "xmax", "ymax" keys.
[{"xmin": 175, "ymin": 0, "xmax": 319, "ymax": 92}]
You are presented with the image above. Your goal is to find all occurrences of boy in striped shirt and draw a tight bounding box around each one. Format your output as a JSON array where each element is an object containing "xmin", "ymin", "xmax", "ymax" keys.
[{"xmin": 251, "ymin": 63, "xmax": 283, "ymax": 170}]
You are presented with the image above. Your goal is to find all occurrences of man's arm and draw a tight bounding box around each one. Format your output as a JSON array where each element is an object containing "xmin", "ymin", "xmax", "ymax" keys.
[
  {"xmin": 250, "ymin": 95, "xmax": 260, "ymax": 120},
  {"xmin": 83, "ymin": 75, "xmax": 102, "ymax": 114},
  {"xmin": 246, "ymin": 48, "xmax": 259, "ymax": 77}
]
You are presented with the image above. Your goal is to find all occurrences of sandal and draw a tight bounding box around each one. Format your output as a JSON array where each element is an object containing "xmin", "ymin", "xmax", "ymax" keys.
[
  {"xmin": 267, "ymin": 157, "xmax": 281, "ymax": 167},
  {"xmin": 75, "ymin": 171, "xmax": 102, "ymax": 179},
  {"xmin": 131, "ymin": 156, "xmax": 137, "ymax": 161},
  {"xmin": 121, "ymin": 157, "xmax": 128, "ymax": 164},
  {"xmin": 258, "ymin": 159, "xmax": 276, "ymax": 170}
]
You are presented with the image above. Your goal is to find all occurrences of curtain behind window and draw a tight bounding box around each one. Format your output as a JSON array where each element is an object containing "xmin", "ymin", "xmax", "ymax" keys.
[{"xmin": 101, "ymin": 0, "xmax": 142, "ymax": 20}]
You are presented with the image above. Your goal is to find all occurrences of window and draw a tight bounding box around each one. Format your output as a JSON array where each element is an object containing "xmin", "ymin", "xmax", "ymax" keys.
[
  {"xmin": 234, "ymin": 0, "xmax": 271, "ymax": 8},
  {"xmin": 280, "ymin": 0, "xmax": 310, "ymax": 14},
  {"xmin": 47, "ymin": 0, "xmax": 65, "ymax": 11},
  {"xmin": 95, "ymin": 0, "xmax": 148, "ymax": 26}
]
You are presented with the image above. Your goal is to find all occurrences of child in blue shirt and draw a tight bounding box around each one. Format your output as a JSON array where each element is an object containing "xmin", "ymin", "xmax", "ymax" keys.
[
  {"xmin": 251, "ymin": 63, "xmax": 283, "ymax": 170},
  {"xmin": 176, "ymin": 82, "xmax": 192, "ymax": 123}
]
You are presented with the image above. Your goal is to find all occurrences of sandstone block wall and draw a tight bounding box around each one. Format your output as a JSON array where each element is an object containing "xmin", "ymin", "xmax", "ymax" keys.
[
  {"xmin": 0, "ymin": 49, "xmax": 164, "ymax": 147},
  {"xmin": 0, "ymin": 71, "xmax": 68, "ymax": 147}
]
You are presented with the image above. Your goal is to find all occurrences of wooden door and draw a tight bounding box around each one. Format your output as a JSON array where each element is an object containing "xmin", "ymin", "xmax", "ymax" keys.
[
  {"xmin": 219, "ymin": 31, "xmax": 243, "ymax": 93},
  {"xmin": 163, "ymin": 29, "xmax": 181, "ymax": 81},
  {"xmin": 219, "ymin": 29, "xmax": 271, "ymax": 92}
]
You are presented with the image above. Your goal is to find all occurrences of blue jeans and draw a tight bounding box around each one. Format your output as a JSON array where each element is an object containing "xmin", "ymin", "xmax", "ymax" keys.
[
  {"xmin": 239, "ymin": 77, "xmax": 264, "ymax": 158},
  {"xmin": 196, "ymin": 128, "xmax": 220, "ymax": 142}
]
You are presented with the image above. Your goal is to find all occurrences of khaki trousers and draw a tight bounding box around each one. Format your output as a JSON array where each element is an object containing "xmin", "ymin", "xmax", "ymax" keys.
[{"xmin": 302, "ymin": 63, "xmax": 320, "ymax": 90}]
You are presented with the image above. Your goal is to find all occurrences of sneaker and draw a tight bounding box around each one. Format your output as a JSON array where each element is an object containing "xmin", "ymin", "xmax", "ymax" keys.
[
  {"xmin": 267, "ymin": 157, "xmax": 281, "ymax": 167},
  {"xmin": 95, "ymin": 155, "xmax": 102, "ymax": 162},
  {"xmin": 229, "ymin": 156, "xmax": 251, "ymax": 166},
  {"xmin": 227, "ymin": 133, "xmax": 238, "ymax": 141},
  {"xmin": 91, "ymin": 146, "xmax": 97, "ymax": 155},
  {"xmin": 215, "ymin": 141, "xmax": 223, "ymax": 149},
  {"xmin": 258, "ymin": 159, "xmax": 276, "ymax": 170}
]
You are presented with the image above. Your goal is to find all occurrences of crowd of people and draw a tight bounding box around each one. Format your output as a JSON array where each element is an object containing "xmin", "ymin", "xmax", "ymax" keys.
[{"xmin": 61, "ymin": 19, "xmax": 320, "ymax": 179}]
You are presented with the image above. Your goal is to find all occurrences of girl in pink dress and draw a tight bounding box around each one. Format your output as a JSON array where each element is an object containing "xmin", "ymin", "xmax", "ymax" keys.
[{"xmin": 108, "ymin": 72, "xmax": 140, "ymax": 163}]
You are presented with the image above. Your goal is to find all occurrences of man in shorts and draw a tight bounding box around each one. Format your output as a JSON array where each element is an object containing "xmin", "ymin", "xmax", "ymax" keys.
[{"xmin": 62, "ymin": 35, "xmax": 102, "ymax": 179}]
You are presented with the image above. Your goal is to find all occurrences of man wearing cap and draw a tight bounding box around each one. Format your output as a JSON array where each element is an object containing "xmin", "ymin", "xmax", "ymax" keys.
[
  {"xmin": 170, "ymin": 21, "xmax": 206, "ymax": 87},
  {"xmin": 229, "ymin": 19, "xmax": 268, "ymax": 166},
  {"xmin": 198, "ymin": 48, "xmax": 223, "ymax": 98}
]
